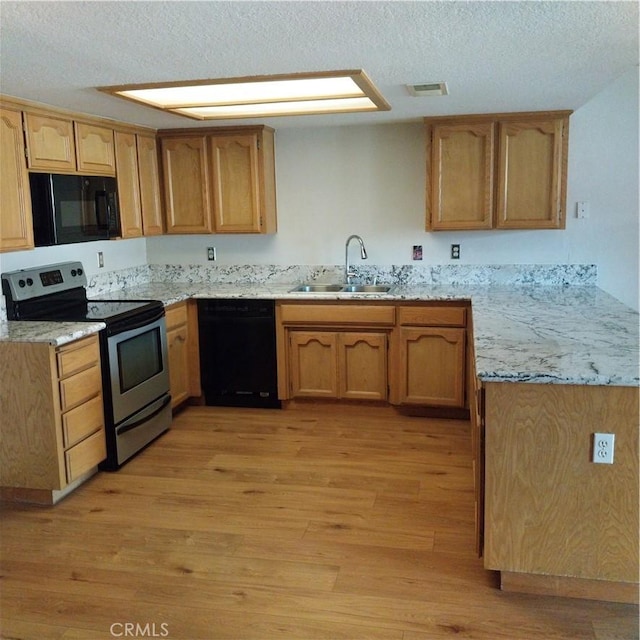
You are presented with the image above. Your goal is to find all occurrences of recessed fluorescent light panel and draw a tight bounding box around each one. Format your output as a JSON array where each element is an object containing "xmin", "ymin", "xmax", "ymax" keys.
[
  {"xmin": 99, "ymin": 70, "xmax": 391, "ymax": 120},
  {"xmin": 406, "ymin": 82, "xmax": 449, "ymax": 97}
]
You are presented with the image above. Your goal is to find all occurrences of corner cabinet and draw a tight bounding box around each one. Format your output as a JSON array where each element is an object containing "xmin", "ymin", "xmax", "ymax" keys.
[
  {"xmin": 0, "ymin": 107, "xmax": 34, "ymax": 252},
  {"xmin": 0, "ymin": 335, "xmax": 106, "ymax": 504},
  {"xmin": 114, "ymin": 130, "xmax": 164, "ymax": 238},
  {"xmin": 425, "ymin": 111, "xmax": 571, "ymax": 231},
  {"xmin": 159, "ymin": 126, "xmax": 277, "ymax": 235},
  {"xmin": 165, "ymin": 301, "xmax": 201, "ymax": 408},
  {"xmin": 394, "ymin": 305, "xmax": 467, "ymax": 408}
]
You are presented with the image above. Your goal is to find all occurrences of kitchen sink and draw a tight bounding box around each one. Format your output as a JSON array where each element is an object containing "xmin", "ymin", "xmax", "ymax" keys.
[
  {"xmin": 291, "ymin": 284, "xmax": 344, "ymax": 292},
  {"xmin": 340, "ymin": 284, "xmax": 392, "ymax": 293},
  {"xmin": 290, "ymin": 283, "xmax": 393, "ymax": 294}
]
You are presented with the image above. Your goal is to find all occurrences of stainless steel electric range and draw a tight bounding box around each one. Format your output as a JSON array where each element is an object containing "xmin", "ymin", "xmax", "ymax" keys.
[{"xmin": 1, "ymin": 261, "xmax": 171, "ymax": 470}]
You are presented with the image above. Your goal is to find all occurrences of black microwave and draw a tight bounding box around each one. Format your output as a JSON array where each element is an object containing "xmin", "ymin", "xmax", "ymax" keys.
[{"xmin": 30, "ymin": 173, "xmax": 121, "ymax": 246}]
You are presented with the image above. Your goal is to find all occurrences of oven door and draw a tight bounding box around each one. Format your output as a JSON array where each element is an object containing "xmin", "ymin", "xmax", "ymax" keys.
[{"xmin": 107, "ymin": 314, "xmax": 170, "ymax": 426}]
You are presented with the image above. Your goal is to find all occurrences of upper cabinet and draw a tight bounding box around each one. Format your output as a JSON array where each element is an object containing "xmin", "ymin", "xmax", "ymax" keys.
[
  {"xmin": 161, "ymin": 135, "xmax": 213, "ymax": 234},
  {"xmin": 75, "ymin": 123, "xmax": 116, "ymax": 175},
  {"xmin": 160, "ymin": 126, "xmax": 277, "ymax": 235},
  {"xmin": 114, "ymin": 131, "xmax": 164, "ymax": 238},
  {"xmin": 425, "ymin": 111, "xmax": 571, "ymax": 231},
  {"xmin": 136, "ymin": 134, "xmax": 164, "ymax": 236},
  {"xmin": 0, "ymin": 108, "xmax": 34, "ymax": 252},
  {"xmin": 23, "ymin": 112, "xmax": 116, "ymax": 176},
  {"xmin": 24, "ymin": 113, "xmax": 77, "ymax": 172}
]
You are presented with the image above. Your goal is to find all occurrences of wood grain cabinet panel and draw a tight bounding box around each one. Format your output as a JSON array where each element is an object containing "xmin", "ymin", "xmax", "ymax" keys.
[
  {"xmin": 136, "ymin": 133, "xmax": 164, "ymax": 235},
  {"xmin": 159, "ymin": 125, "xmax": 277, "ymax": 235},
  {"xmin": 425, "ymin": 111, "xmax": 570, "ymax": 231},
  {"xmin": 496, "ymin": 119, "xmax": 565, "ymax": 229},
  {"xmin": 397, "ymin": 327, "xmax": 466, "ymax": 407},
  {"xmin": 23, "ymin": 112, "xmax": 77, "ymax": 171},
  {"xmin": 0, "ymin": 334, "xmax": 105, "ymax": 498},
  {"xmin": 484, "ymin": 383, "xmax": 639, "ymax": 587},
  {"xmin": 165, "ymin": 301, "xmax": 200, "ymax": 408},
  {"xmin": 340, "ymin": 332, "xmax": 388, "ymax": 401},
  {"xmin": 0, "ymin": 108, "xmax": 34, "ymax": 252},
  {"xmin": 161, "ymin": 136, "xmax": 213, "ymax": 234},
  {"xmin": 114, "ymin": 130, "xmax": 143, "ymax": 238},
  {"xmin": 289, "ymin": 331, "xmax": 339, "ymax": 398},
  {"xmin": 428, "ymin": 122, "xmax": 494, "ymax": 230},
  {"xmin": 75, "ymin": 122, "xmax": 115, "ymax": 175}
]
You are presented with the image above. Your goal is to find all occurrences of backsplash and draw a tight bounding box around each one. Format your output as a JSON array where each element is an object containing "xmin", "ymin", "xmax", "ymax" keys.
[{"xmin": 0, "ymin": 263, "xmax": 597, "ymax": 322}]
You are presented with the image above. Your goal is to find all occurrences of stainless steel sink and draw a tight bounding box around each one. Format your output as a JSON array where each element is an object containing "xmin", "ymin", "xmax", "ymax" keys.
[
  {"xmin": 291, "ymin": 284, "xmax": 344, "ymax": 292},
  {"xmin": 340, "ymin": 284, "xmax": 392, "ymax": 293},
  {"xmin": 290, "ymin": 283, "xmax": 393, "ymax": 294}
]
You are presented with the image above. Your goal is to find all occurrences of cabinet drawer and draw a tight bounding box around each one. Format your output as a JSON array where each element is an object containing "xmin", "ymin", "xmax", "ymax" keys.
[
  {"xmin": 65, "ymin": 429, "xmax": 106, "ymax": 483},
  {"xmin": 398, "ymin": 306, "xmax": 466, "ymax": 327},
  {"xmin": 280, "ymin": 304, "xmax": 395, "ymax": 326},
  {"xmin": 62, "ymin": 394, "xmax": 104, "ymax": 448},
  {"xmin": 59, "ymin": 364, "xmax": 101, "ymax": 412},
  {"xmin": 57, "ymin": 336, "xmax": 100, "ymax": 379},
  {"xmin": 165, "ymin": 302, "xmax": 188, "ymax": 330}
]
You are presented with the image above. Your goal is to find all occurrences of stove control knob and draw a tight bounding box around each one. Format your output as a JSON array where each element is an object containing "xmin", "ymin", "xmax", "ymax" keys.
[
  {"xmin": 18, "ymin": 279, "xmax": 26, "ymax": 288},
  {"xmin": 71, "ymin": 269, "xmax": 77, "ymax": 277},
  {"xmin": 26, "ymin": 278, "xmax": 33, "ymax": 286}
]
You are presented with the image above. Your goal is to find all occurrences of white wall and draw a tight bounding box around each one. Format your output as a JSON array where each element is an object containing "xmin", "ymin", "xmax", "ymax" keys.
[
  {"xmin": 566, "ymin": 68, "xmax": 639, "ymax": 310},
  {"xmin": 0, "ymin": 237, "xmax": 147, "ymax": 279}
]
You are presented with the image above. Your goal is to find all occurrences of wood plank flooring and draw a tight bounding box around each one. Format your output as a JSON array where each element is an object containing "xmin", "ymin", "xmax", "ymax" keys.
[{"xmin": 1, "ymin": 404, "xmax": 637, "ymax": 639}]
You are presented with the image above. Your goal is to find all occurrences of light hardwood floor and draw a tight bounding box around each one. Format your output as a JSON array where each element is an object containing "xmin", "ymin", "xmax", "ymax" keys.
[{"xmin": 1, "ymin": 404, "xmax": 637, "ymax": 639}]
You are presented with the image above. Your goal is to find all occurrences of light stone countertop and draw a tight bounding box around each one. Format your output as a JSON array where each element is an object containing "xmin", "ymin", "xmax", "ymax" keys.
[
  {"xmin": 0, "ymin": 320, "xmax": 106, "ymax": 347},
  {"xmin": 1, "ymin": 282, "xmax": 638, "ymax": 387}
]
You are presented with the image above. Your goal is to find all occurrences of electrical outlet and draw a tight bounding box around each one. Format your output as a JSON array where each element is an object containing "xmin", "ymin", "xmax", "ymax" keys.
[
  {"xmin": 592, "ymin": 433, "xmax": 615, "ymax": 464},
  {"xmin": 412, "ymin": 245, "xmax": 423, "ymax": 260},
  {"xmin": 207, "ymin": 247, "xmax": 216, "ymax": 261},
  {"xmin": 451, "ymin": 244, "xmax": 460, "ymax": 260},
  {"xmin": 576, "ymin": 201, "xmax": 590, "ymax": 219},
  {"xmin": 97, "ymin": 251, "xmax": 104, "ymax": 268}
]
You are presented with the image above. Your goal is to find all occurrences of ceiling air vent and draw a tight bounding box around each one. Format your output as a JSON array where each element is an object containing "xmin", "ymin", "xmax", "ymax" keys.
[{"xmin": 406, "ymin": 82, "xmax": 448, "ymax": 97}]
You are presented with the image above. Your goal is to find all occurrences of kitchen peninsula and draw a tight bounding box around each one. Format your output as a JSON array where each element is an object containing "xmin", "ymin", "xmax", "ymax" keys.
[{"xmin": 1, "ymin": 272, "xmax": 638, "ymax": 604}]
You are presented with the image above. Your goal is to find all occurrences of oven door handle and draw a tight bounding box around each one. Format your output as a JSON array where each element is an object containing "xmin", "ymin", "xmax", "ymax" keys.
[
  {"xmin": 116, "ymin": 395, "xmax": 171, "ymax": 436},
  {"xmin": 107, "ymin": 306, "xmax": 165, "ymax": 336}
]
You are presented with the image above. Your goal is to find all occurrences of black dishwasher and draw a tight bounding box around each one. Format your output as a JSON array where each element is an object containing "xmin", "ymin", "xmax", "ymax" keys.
[{"xmin": 198, "ymin": 299, "xmax": 281, "ymax": 408}]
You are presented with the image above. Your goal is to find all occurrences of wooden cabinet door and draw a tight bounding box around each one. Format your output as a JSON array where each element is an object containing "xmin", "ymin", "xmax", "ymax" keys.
[
  {"xmin": 210, "ymin": 134, "xmax": 262, "ymax": 233},
  {"xmin": 339, "ymin": 332, "xmax": 388, "ymax": 401},
  {"xmin": 137, "ymin": 134, "xmax": 164, "ymax": 235},
  {"xmin": 428, "ymin": 122, "xmax": 494, "ymax": 230},
  {"xmin": 24, "ymin": 113, "xmax": 76, "ymax": 171},
  {"xmin": 162, "ymin": 136, "xmax": 213, "ymax": 234},
  {"xmin": 289, "ymin": 331, "xmax": 338, "ymax": 398},
  {"xmin": 167, "ymin": 324, "xmax": 190, "ymax": 407},
  {"xmin": 398, "ymin": 327, "xmax": 466, "ymax": 407},
  {"xmin": 75, "ymin": 123, "xmax": 115, "ymax": 175},
  {"xmin": 496, "ymin": 118, "xmax": 565, "ymax": 229},
  {"xmin": 114, "ymin": 131, "xmax": 143, "ymax": 238},
  {"xmin": 0, "ymin": 108, "xmax": 34, "ymax": 252}
]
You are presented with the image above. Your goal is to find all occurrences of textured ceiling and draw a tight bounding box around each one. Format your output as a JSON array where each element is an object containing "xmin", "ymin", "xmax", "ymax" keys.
[{"xmin": 0, "ymin": 1, "xmax": 637, "ymax": 130}]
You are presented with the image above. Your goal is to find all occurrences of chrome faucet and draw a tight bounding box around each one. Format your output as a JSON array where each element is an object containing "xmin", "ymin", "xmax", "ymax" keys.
[{"xmin": 344, "ymin": 234, "xmax": 368, "ymax": 284}]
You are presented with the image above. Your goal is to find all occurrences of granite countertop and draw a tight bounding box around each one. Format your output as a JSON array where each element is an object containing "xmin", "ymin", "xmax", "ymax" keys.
[
  {"xmin": 2, "ymin": 282, "xmax": 638, "ymax": 386},
  {"xmin": 0, "ymin": 320, "xmax": 106, "ymax": 347}
]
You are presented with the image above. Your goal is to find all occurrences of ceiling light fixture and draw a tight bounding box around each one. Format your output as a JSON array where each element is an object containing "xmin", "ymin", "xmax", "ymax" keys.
[
  {"xmin": 406, "ymin": 82, "xmax": 449, "ymax": 97},
  {"xmin": 98, "ymin": 70, "xmax": 391, "ymax": 120}
]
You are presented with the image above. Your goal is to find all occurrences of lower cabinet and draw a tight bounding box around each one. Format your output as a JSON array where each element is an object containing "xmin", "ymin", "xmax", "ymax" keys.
[
  {"xmin": 394, "ymin": 305, "xmax": 467, "ymax": 408},
  {"xmin": 0, "ymin": 334, "xmax": 106, "ymax": 502},
  {"xmin": 277, "ymin": 301, "xmax": 468, "ymax": 408},
  {"xmin": 288, "ymin": 330, "xmax": 388, "ymax": 401},
  {"xmin": 165, "ymin": 300, "xmax": 201, "ymax": 408}
]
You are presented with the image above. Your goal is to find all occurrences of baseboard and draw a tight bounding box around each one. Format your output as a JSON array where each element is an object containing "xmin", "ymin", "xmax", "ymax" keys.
[{"xmin": 500, "ymin": 571, "xmax": 639, "ymax": 604}]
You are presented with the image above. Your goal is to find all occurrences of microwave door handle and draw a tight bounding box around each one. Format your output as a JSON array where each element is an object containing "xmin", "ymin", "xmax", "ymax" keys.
[{"xmin": 95, "ymin": 190, "xmax": 109, "ymax": 229}]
